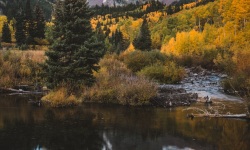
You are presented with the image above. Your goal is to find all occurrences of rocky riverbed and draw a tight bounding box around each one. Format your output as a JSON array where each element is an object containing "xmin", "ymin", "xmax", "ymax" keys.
[{"xmin": 154, "ymin": 66, "xmax": 241, "ymax": 107}]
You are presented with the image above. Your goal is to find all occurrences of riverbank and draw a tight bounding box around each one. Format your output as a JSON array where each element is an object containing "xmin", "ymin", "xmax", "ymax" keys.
[{"xmin": 0, "ymin": 50, "xmax": 243, "ymax": 108}]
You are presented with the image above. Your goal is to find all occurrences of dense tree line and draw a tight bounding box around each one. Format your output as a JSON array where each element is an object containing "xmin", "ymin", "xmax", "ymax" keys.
[
  {"xmin": 0, "ymin": 0, "xmax": 53, "ymax": 20},
  {"xmin": 14, "ymin": 0, "xmax": 45, "ymax": 46}
]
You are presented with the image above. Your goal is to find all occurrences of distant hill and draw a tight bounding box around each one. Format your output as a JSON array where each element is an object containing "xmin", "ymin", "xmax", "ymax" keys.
[{"xmin": 88, "ymin": 0, "xmax": 177, "ymax": 6}]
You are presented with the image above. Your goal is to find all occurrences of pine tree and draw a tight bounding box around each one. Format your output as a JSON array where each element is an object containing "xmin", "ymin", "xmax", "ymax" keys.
[
  {"xmin": 110, "ymin": 29, "xmax": 129, "ymax": 54},
  {"xmin": 44, "ymin": 0, "xmax": 105, "ymax": 91},
  {"xmin": 34, "ymin": 4, "xmax": 46, "ymax": 39},
  {"xmin": 2, "ymin": 22, "xmax": 12, "ymax": 43},
  {"xmin": 25, "ymin": 0, "xmax": 35, "ymax": 44},
  {"xmin": 133, "ymin": 18, "xmax": 152, "ymax": 51},
  {"xmin": 15, "ymin": 11, "xmax": 26, "ymax": 46}
]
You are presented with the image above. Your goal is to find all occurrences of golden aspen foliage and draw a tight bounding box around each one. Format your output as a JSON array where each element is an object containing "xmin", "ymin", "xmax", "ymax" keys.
[{"xmin": 0, "ymin": 15, "xmax": 7, "ymax": 33}]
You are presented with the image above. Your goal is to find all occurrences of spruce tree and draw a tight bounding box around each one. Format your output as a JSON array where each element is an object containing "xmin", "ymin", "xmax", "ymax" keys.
[
  {"xmin": 110, "ymin": 29, "xmax": 129, "ymax": 54},
  {"xmin": 2, "ymin": 22, "xmax": 12, "ymax": 43},
  {"xmin": 34, "ymin": 4, "xmax": 45, "ymax": 39},
  {"xmin": 133, "ymin": 18, "xmax": 152, "ymax": 51},
  {"xmin": 15, "ymin": 11, "xmax": 26, "ymax": 46},
  {"xmin": 44, "ymin": 0, "xmax": 105, "ymax": 91},
  {"xmin": 25, "ymin": 0, "xmax": 35, "ymax": 44}
]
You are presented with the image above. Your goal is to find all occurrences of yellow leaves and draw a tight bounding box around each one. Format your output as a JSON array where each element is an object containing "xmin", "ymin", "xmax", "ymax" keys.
[
  {"xmin": 46, "ymin": 22, "xmax": 54, "ymax": 27},
  {"xmin": 231, "ymin": 43, "xmax": 250, "ymax": 74},
  {"xmin": 123, "ymin": 43, "xmax": 135, "ymax": 55},
  {"xmin": 161, "ymin": 29, "xmax": 205, "ymax": 56},
  {"xmin": 142, "ymin": 4, "xmax": 151, "ymax": 11},
  {"xmin": 131, "ymin": 18, "xmax": 142, "ymax": 28},
  {"xmin": 183, "ymin": 2, "xmax": 197, "ymax": 9},
  {"xmin": 109, "ymin": 24, "xmax": 118, "ymax": 35},
  {"xmin": 0, "ymin": 15, "xmax": 7, "ymax": 33},
  {"xmin": 161, "ymin": 37, "xmax": 175, "ymax": 55},
  {"xmin": 146, "ymin": 12, "xmax": 165, "ymax": 23},
  {"xmin": 90, "ymin": 18, "xmax": 98, "ymax": 29}
]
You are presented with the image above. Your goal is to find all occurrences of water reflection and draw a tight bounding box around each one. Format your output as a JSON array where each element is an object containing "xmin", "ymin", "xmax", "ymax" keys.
[
  {"xmin": 0, "ymin": 95, "xmax": 250, "ymax": 150},
  {"xmin": 162, "ymin": 146, "xmax": 194, "ymax": 150}
]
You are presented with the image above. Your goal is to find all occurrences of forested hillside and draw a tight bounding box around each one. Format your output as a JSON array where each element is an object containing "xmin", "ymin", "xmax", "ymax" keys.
[{"xmin": 91, "ymin": 0, "xmax": 250, "ymax": 95}]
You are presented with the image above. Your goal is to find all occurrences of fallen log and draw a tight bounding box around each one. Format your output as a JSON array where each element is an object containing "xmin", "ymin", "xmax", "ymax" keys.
[
  {"xmin": 190, "ymin": 113, "xmax": 249, "ymax": 119},
  {"xmin": 0, "ymin": 87, "xmax": 45, "ymax": 95}
]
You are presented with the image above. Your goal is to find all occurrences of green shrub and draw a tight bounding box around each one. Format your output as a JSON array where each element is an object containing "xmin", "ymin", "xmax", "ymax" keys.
[
  {"xmin": 138, "ymin": 61, "xmax": 185, "ymax": 84},
  {"xmin": 123, "ymin": 50, "xmax": 167, "ymax": 72},
  {"xmin": 83, "ymin": 55, "xmax": 157, "ymax": 106}
]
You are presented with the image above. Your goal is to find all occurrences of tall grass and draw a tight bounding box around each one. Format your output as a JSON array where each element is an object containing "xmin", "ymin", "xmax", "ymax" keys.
[{"xmin": 0, "ymin": 50, "xmax": 45, "ymax": 87}]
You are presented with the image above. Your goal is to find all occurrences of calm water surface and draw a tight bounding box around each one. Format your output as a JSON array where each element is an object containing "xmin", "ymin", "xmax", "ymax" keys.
[{"xmin": 0, "ymin": 94, "xmax": 250, "ymax": 150}]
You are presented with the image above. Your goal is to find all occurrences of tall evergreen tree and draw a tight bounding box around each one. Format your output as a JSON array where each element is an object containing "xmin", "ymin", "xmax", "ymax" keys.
[
  {"xmin": 44, "ymin": 0, "xmax": 105, "ymax": 91},
  {"xmin": 2, "ymin": 22, "xmax": 12, "ymax": 43},
  {"xmin": 15, "ymin": 11, "xmax": 26, "ymax": 46},
  {"xmin": 133, "ymin": 18, "xmax": 152, "ymax": 51},
  {"xmin": 110, "ymin": 29, "xmax": 129, "ymax": 54},
  {"xmin": 34, "ymin": 4, "xmax": 45, "ymax": 39},
  {"xmin": 25, "ymin": 0, "xmax": 35, "ymax": 44}
]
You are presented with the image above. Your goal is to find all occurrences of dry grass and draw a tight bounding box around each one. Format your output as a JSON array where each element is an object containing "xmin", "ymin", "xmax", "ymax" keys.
[
  {"xmin": 41, "ymin": 87, "xmax": 81, "ymax": 107},
  {"xmin": 0, "ymin": 50, "xmax": 45, "ymax": 87}
]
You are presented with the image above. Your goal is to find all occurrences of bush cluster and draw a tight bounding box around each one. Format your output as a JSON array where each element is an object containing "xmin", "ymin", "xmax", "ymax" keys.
[
  {"xmin": 122, "ymin": 50, "xmax": 185, "ymax": 83},
  {"xmin": 82, "ymin": 55, "xmax": 157, "ymax": 106},
  {"xmin": 138, "ymin": 62, "xmax": 185, "ymax": 84},
  {"xmin": 123, "ymin": 50, "xmax": 167, "ymax": 72}
]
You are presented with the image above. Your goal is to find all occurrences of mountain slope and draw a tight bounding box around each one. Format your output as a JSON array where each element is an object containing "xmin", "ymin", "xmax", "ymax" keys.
[{"xmin": 88, "ymin": 0, "xmax": 177, "ymax": 6}]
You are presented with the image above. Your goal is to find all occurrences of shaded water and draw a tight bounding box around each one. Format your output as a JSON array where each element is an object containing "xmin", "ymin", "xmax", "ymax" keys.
[{"xmin": 0, "ymin": 94, "xmax": 250, "ymax": 150}]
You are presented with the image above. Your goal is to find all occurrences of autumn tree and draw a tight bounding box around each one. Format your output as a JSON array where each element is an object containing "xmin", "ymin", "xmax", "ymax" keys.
[
  {"xmin": 133, "ymin": 18, "xmax": 152, "ymax": 51},
  {"xmin": 43, "ymin": 0, "xmax": 105, "ymax": 91}
]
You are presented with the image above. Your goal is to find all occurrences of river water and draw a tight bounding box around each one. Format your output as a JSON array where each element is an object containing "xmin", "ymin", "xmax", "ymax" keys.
[{"xmin": 0, "ymin": 94, "xmax": 250, "ymax": 150}]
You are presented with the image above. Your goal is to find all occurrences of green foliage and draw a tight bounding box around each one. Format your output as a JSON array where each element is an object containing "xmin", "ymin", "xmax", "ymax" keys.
[
  {"xmin": 138, "ymin": 62, "xmax": 185, "ymax": 84},
  {"xmin": 43, "ymin": 0, "xmax": 105, "ymax": 92},
  {"xmin": 123, "ymin": 50, "xmax": 167, "ymax": 72},
  {"xmin": 2, "ymin": 22, "xmax": 11, "ymax": 43},
  {"xmin": 133, "ymin": 18, "xmax": 152, "ymax": 51},
  {"xmin": 83, "ymin": 55, "xmax": 157, "ymax": 106}
]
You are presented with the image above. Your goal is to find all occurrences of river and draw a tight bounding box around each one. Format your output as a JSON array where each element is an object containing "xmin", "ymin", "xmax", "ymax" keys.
[{"xmin": 0, "ymin": 94, "xmax": 250, "ymax": 150}]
